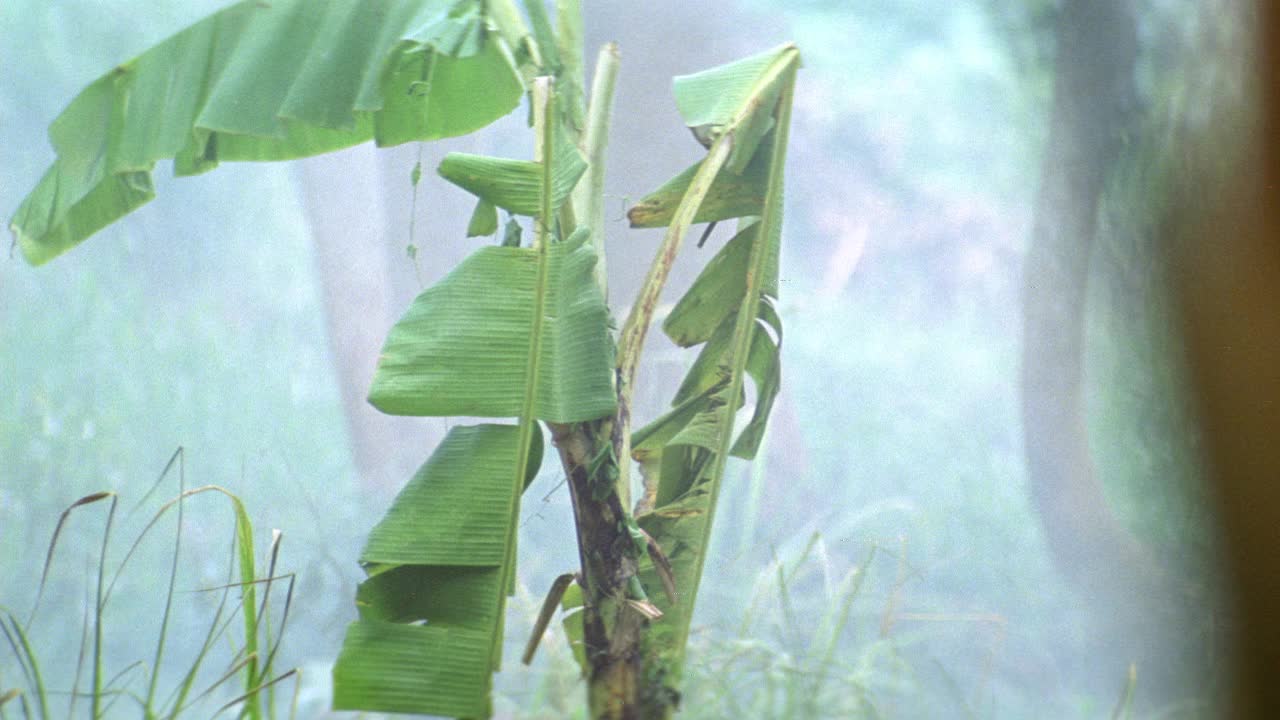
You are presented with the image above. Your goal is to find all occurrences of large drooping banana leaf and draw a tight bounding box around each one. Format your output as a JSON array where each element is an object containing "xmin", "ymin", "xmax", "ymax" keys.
[
  {"xmin": 331, "ymin": 423, "xmax": 542, "ymax": 718},
  {"xmin": 9, "ymin": 0, "xmax": 525, "ymax": 266},
  {"xmin": 626, "ymin": 43, "xmax": 799, "ymax": 679}
]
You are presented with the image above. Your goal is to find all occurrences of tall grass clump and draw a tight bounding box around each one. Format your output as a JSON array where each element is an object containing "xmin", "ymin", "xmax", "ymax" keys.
[{"xmin": 0, "ymin": 448, "xmax": 298, "ymax": 719}]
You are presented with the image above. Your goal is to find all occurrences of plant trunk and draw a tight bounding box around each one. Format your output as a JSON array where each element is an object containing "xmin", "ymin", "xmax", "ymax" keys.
[{"xmin": 548, "ymin": 419, "xmax": 660, "ymax": 719}]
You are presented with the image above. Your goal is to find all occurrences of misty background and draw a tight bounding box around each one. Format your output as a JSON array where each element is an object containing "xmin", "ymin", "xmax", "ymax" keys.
[{"xmin": 0, "ymin": 1, "xmax": 1239, "ymax": 717}]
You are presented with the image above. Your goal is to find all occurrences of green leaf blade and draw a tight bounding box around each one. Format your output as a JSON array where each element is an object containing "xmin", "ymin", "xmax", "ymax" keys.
[
  {"xmin": 334, "ymin": 423, "xmax": 540, "ymax": 718},
  {"xmin": 673, "ymin": 43, "xmax": 799, "ymax": 173},
  {"xmin": 625, "ymin": 142, "xmax": 771, "ymax": 229},
  {"xmin": 437, "ymin": 131, "xmax": 587, "ymax": 217},
  {"xmin": 360, "ymin": 425, "xmax": 541, "ymax": 567},
  {"xmin": 662, "ymin": 219, "xmax": 779, "ymax": 347},
  {"xmin": 11, "ymin": 0, "xmax": 524, "ymax": 266},
  {"xmin": 332, "ymin": 620, "xmax": 492, "ymax": 718},
  {"xmin": 368, "ymin": 241, "xmax": 615, "ymax": 423}
]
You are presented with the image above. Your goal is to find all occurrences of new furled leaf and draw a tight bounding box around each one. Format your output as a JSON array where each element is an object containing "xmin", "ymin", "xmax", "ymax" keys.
[{"xmin": 10, "ymin": 0, "xmax": 525, "ymax": 266}]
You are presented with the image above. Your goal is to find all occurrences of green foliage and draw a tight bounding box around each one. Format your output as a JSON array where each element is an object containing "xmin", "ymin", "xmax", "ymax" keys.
[
  {"xmin": 438, "ymin": 136, "xmax": 587, "ymax": 217},
  {"xmin": 625, "ymin": 44, "xmax": 797, "ymax": 690},
  {"xmin": 9, "ymin": 0, "xmax": 801, "ymax": 715},
  {"xmin": 5, "ymin": 0, "xmax": 1238, "ymax": 716},
  {"xmin": 332, "ymin": 425, "xmax": 544, "ymax": 716},
  {"xmin": 366, "ymin": 234, "xmax": 615, "ymax": 421},
  {"xmin": 9, "ymin": 0, "xmax": 523, "ymax": 266},
  {"xmin": 626, "ymin": 147, "xmax": 771, "ymax": 229},
  {"xmin": 0, "ymin": 454, "xmax": 296, "ymax": 719}
]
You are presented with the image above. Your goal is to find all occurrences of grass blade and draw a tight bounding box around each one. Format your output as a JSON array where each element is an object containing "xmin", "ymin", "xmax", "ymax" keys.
[
  {"xmin": 91, "ymin": 494, "xmax": 120, "ymax": 720},
  {"xmin": 27, "ymin": 491, "xmax": 113, "ymax": 629},
  {"xmin": 0, "ymin": 612, "xmax": 47, "ymax": 719},
  {"xmin": 145, "ymin": 447, "xmax": 185, "ymax": 714}
]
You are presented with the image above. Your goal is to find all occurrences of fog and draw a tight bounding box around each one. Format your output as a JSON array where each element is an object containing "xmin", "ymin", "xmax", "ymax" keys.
[{"xmin": 0, "ymin": 1, "xmax": 1236, "ymax": 717}]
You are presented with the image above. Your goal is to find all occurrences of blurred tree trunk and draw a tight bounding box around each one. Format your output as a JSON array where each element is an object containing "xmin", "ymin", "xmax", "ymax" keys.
[
  {"xmin": 294, "ymin": 148, "xmax": 437, "ymax": 494},
  {"xmin": 1171, "ymin": 4, "xmax": 1280, "ymax": 716},
  {"xmin": 1020, "ymin": 0, "xmax": 1165, "ymax": 625}
]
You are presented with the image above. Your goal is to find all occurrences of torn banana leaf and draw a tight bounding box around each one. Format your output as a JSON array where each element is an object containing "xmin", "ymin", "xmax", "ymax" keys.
[
  {"xmin": 626, "ymin": 42, "xmax": 798, "ymax": 229},
  {"xmin": 634, "ymin": 380, "xmax": 734, "ymax": 660},
  {"xmin": 332, "ymin": 423, "xmax": 541, "ymax": 718},
  {"xmin": 368, "ymin": 232, "xmax": 615, "ymax": 422},
  {"xmin": 673, "ymin": 43, "xmax": 798, "ymax": 174},
  {"xmin": 662, "ymin": 220, "xmax": 779, "ymax": 347},
  {"xmin": 660, "ymin": 218, "xmax": 783, "ymax": 460},
  {"xmin": 625, "ymin": 139, "xmax": 770, "ymax": 229},
  {"xmin": 11, "ymin": 0, "xmax": 524, "ymax": 266},
  {"xmin": 629, "ymin": 46, "xmax": 798, "ymax": 685}
]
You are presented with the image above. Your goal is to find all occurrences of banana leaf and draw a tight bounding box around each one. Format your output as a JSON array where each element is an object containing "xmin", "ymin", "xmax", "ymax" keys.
[
  {"xmin": 624, "ymin": 43, "xmax": 797, "ymax": 230},
  {"xmin": 625, "ymin": 144, "xmax": 770, "ymax": 229},
  {"xmin": 337, "ymin": 78, "xmax": 607, "ymax": 717},
  {"xmin": 332, "ymin": 423, "xmax": 543, "ymax": 718},
  {"xmin": 673, "ymin": 43, "xmax": 796, "ymax": 174},
  {"xmin": 628, "ymin": 45, "xmax": 799, "ymax": 681},
  {"xmin": 10, "ymin": 0, "xmax": 524, "ymax": 266},
  {"xmin": 437, "ymin": 128, "xmax": 588, "ymax": 217},
  {"xmin": 366, "ymin": 230, "xmax": 616, "ymax": 422}
]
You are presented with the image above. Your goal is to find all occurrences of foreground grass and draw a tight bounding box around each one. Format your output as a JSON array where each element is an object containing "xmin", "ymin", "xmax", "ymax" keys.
[{"xmin": 0, "ymin": 449, "xmax": 298, "ymax": 720}]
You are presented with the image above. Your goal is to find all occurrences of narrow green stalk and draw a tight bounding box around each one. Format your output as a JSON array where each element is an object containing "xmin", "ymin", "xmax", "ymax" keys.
[
  {"xmin": 532, "ymin": 77, "xmax": 553, "ymax": 247},
  {"xmin": 677, "ymin": 59, "xmax": 798, "ymax": 659},
  {"xmin": 0, "ymin": 613, "xmax": 48, "ymax": 719},
  {"xmin": 1109, "ymin": 663, "xmax": 1138, "ymax": 720},
  {"xmin": 91, "ymin": 495, "xmax": 119, "ymax": 720},
  {"xmin": 572, "ymin": 42, "xmax": 621, "ymax": 300},
  {"xmin": 145, "ymin": 448, "xmax": 184, "ymax": 714},
  {"xmin": 232, "ymin": 499, "xmax": 262, "ymax": 720},
  {"xmin": 809, "ymin": 545, "xmax": 877, "ymax": 708}
]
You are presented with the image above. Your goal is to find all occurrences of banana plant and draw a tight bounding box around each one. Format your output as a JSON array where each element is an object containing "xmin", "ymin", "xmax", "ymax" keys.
[{"xmin": 9, "ymin": 1, "xmax": 798, "ymax": 718}]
